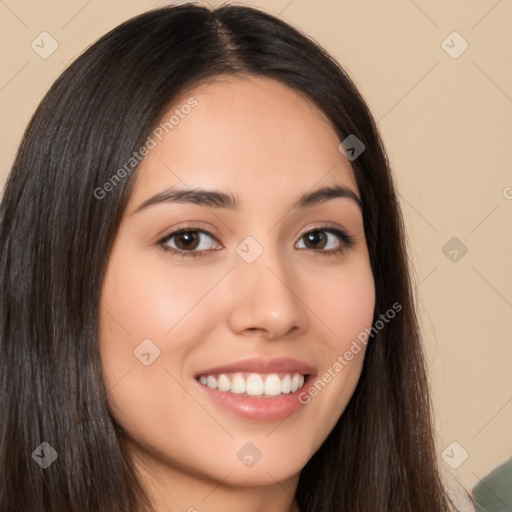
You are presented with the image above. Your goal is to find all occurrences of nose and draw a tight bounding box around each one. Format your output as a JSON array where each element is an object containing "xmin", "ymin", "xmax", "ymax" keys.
[{"xmin": 226, "ymin": 243, "xmax": 308, "ymax": 340}]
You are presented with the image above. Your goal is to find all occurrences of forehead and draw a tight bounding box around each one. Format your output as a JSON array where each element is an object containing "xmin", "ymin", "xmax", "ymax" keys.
[{"xmin": 128, "ymin": 75, "xmax": 359, "ymax": 210}]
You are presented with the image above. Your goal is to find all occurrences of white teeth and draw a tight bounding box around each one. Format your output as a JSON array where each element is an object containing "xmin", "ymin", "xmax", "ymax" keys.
[
  {"xmin": 197, "ymin": 372, "xmax": 307, "ymax": 397},
  {"xmin": 246, "ymin": 374, "xmax": 264, "ymax": 396},
  {"xmin": 281, "ymin": 374, "xmax": 292, "ymax": 394},
  {"xmin": 231, "ymin": 374, "xmax": 246, "ymax": 394},
  {"xmin": 264, "ymin": 374, "xmax": 282, "ymax": 396},
  {"xmin": 291, "ymin": 373, "xmax": 301, "ymax": 392},
  {"xmin": 217, "ymin": 374, "xmax": 231, "ymax": 392}
]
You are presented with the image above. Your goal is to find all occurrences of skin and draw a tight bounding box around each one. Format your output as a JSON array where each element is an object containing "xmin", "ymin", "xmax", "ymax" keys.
[{"xmin": 98, "ymin": 75, "xmax": 375, "ymax": 512}]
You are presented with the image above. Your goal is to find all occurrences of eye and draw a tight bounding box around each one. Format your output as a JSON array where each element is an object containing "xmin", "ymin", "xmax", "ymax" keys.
[
  {"xmin": 158, "ymin": 228, "xmax": 220, "ymax": 258},
  {"xmin": 295, "ymin": 227, "xmax": 354, "ymax": 255},
  {"xmin": 157, "ymin": 225, "xmax": 354, "ymax": 259}
]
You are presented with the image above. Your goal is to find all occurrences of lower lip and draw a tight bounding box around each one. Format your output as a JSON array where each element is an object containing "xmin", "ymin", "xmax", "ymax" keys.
[{"xmin": 195, "ymin": 376, "xmax": 314, "ymax": 421}]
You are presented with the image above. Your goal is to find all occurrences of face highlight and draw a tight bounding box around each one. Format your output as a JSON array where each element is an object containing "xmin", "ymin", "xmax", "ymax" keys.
[{"xmin": 98, "ymin": 76, "xmax": 375, "ymax": 510}]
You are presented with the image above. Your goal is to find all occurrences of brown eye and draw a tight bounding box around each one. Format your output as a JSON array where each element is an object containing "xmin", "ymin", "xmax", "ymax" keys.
[
  {"xmin": 173, "ymin": 231, "xmax": 201, "ymax": 251},
  {"xmin": 302, "ymin": 231, "xmax": 328, "ymax": 250},
  {"xmin": 159, "ymin": 229, "xmax": 220, "ymax": 257},
  {"xmin": 296, "ymin": 228, "xmax": 353, "ymax": 254}
]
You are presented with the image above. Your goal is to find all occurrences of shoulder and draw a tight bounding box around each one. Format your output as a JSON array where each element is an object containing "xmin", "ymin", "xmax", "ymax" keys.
[{"xmin": 472, "ymin": 457, "xmax": 512, "ymax": 512}]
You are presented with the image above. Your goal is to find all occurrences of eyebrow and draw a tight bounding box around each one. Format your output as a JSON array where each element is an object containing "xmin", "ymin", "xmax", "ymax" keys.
[{"xmin": 132, "ymin": 184, "xmax": 363, "ymax": 214}]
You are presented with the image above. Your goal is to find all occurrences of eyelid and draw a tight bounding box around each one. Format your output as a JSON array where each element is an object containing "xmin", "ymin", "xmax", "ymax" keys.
[
  {"xmin": 156, "ymin": 221, "xmax": 220, "ymax": 242},
  {"xmin": 297, "ymin": 222, "xmax": 346, "ymax": 238}
]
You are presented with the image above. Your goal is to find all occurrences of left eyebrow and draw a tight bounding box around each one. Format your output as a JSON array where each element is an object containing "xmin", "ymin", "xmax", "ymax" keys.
[
  {"xmin": 295, "ymin": 185, "xmax": 363, "ymax": 211},
  {"xmin": 132, "ymin": 184, "xmax": 363, "ymax": 215}
]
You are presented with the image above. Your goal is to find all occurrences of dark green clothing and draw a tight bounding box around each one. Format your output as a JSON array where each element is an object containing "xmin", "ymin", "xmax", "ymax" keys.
[{"xmin": 472, "ymin": 458, "xmax": 512, "ymax": 512}]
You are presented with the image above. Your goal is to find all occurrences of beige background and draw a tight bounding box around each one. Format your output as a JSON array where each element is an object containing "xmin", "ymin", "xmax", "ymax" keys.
[{"xmin": 1, "ymin": 0, "xmax": 511, "ymax": 493}]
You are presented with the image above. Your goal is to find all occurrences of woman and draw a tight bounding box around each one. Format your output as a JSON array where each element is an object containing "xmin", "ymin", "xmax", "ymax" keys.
[{"xmin": 0, "ymin": 3, "xmax": 472, "ymax": 511}]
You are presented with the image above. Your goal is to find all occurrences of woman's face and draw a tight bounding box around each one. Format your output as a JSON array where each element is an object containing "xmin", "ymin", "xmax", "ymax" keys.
[{"xmin": 99, "ymin": 76, "xmax": 375, "ymax": 501}]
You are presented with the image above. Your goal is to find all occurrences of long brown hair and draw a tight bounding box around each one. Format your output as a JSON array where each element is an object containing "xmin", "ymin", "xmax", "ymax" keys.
[{"xmin": 0, "ymin": 3, "xmax": 455, "ymax": 511}]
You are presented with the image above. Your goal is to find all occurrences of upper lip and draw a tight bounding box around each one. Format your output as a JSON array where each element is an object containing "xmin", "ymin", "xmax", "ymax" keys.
[{"xmin": 195, "ymin": 357, "xmax": 316, "ymax": 377}]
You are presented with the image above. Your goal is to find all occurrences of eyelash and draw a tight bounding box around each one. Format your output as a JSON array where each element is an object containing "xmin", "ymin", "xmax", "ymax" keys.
[{"xmin": 156, "ymin": 225, "xmax": 355, "ymax": 259}]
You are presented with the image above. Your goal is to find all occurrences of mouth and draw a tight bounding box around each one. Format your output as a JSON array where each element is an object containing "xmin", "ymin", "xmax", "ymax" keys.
[
  {"xmin": 196, "ymin": 371, "xmax": 309, "ymax": 398},
  {"xmin": 193, "ymin": 357, "xmax": 316, "ymax": 421}
]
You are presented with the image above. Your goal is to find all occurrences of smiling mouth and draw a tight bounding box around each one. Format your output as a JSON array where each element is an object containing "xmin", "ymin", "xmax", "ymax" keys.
[{"xmin": 196, "ymin": 371, "xmax": 308, "ymax": 398}]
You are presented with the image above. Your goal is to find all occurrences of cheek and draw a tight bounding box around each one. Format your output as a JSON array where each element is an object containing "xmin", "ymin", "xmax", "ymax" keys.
[
  {"xmin": 97, "ymin": 244, "xmax": 229, "ymax": 423},
  {"xmin": 294, "ymin": 256, "xmax": 375, "ymax": 442},
  {"xmin": 99, "ymin": 244, "xmax": 222, "ymax": 341},
  {"xmin": 97, "ymin": 247, "xmax": 221, "ymax": 475},
  {"xmin": 312, "ymin": 255, "xmax": 376, "ymax": 349}
]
